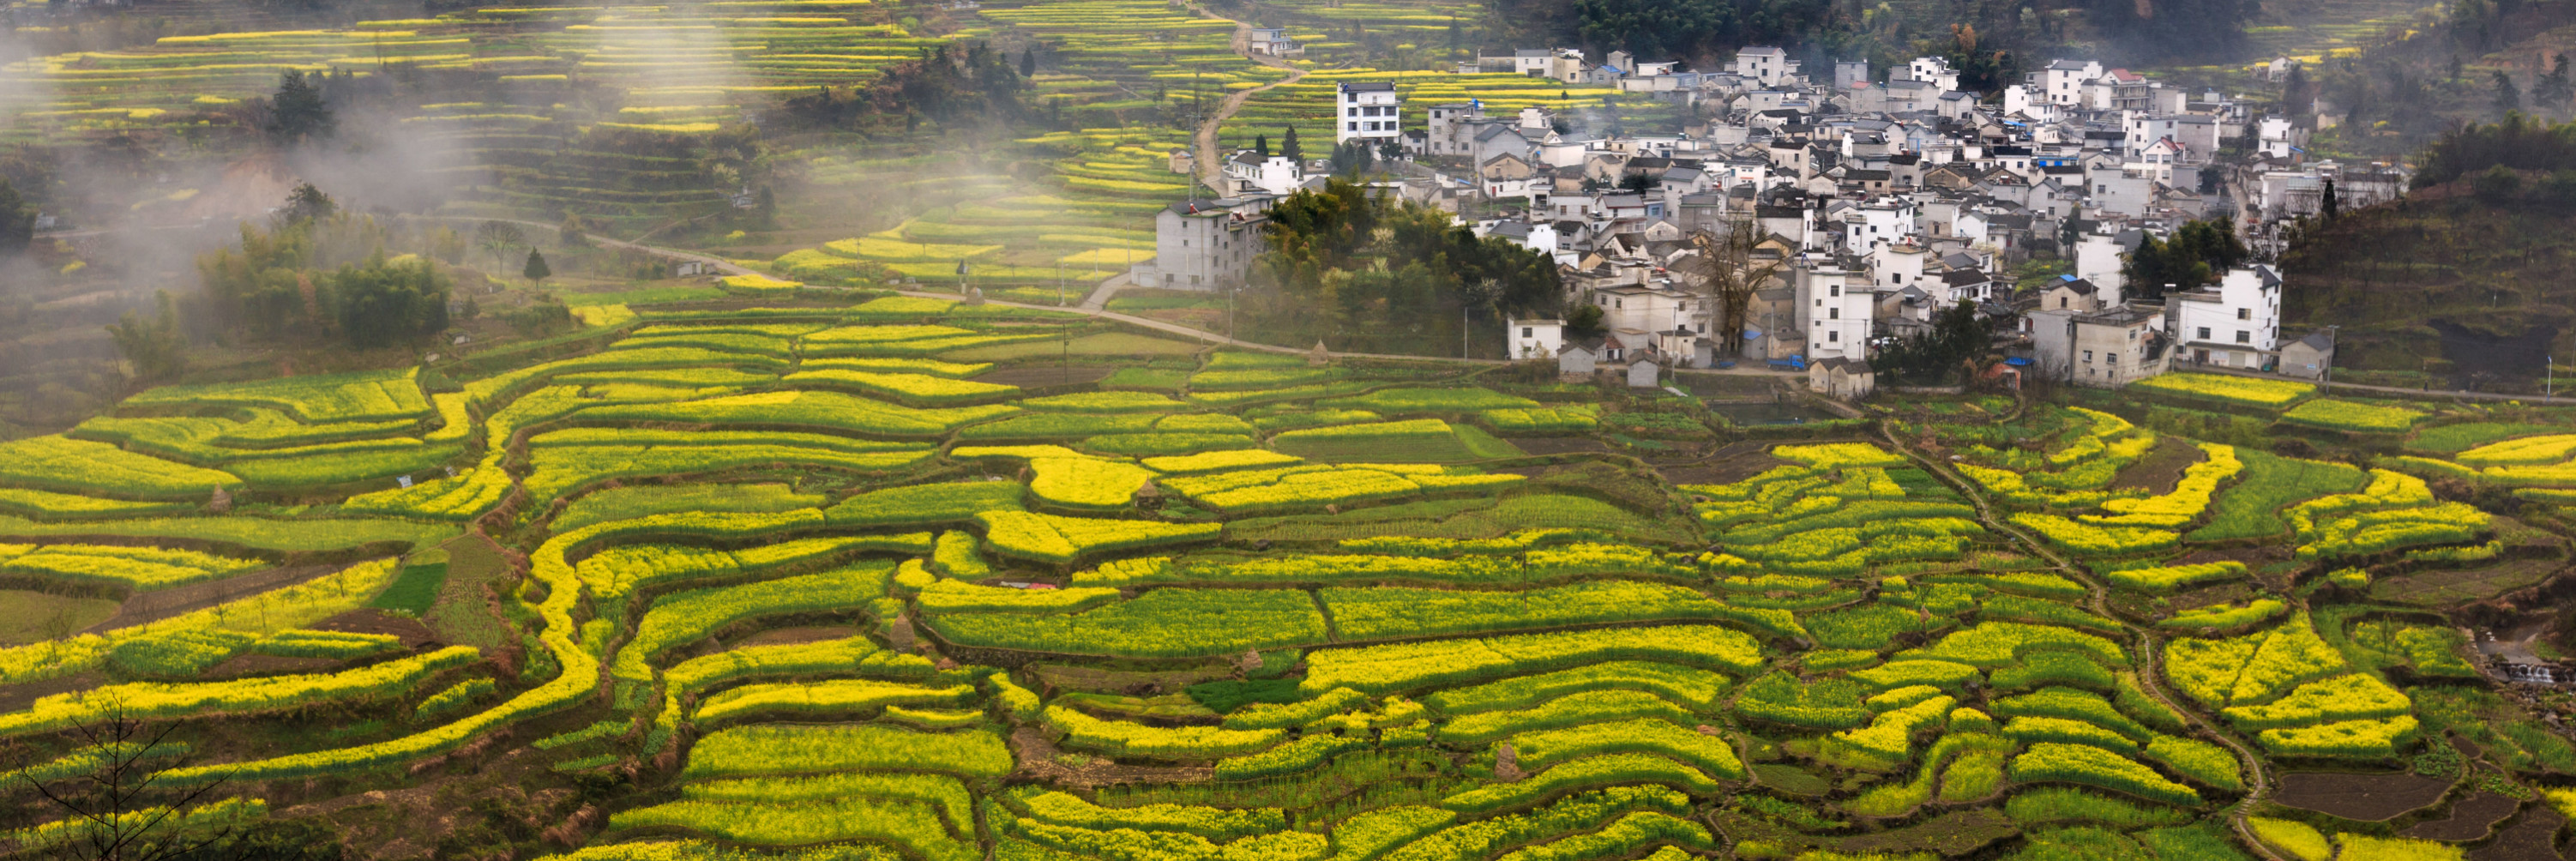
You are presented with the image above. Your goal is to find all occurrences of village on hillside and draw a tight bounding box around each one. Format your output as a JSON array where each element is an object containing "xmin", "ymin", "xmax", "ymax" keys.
[{"xmin": 1136, "ymin": 44, "xmax": 2398, "ymax": 396}]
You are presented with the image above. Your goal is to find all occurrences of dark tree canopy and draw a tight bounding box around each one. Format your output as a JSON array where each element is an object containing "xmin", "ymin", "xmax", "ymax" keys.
[
  {"xmin": 266, "ymin": 69, "xmax": 335, "ymax": 143},
  {"xmin": 331, "ymin": 255, "xmax": 450, "ymax": 348},
  {"xmin": 2415, "ymin": 112, "xmax": 2576, "ymax": 187},
  {"xmin": 280, "ymin": 183, "xmax": 335, "ymax": 224},
  {"xmin": 2122, "ymin": 219, "xmax": 2248, "ymax": 300},
  {"xmin": 0, "ymin": 178, "xmax": 32, "ymax": 256}
]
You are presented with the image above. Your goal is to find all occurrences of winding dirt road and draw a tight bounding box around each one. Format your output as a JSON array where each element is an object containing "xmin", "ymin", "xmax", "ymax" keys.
[{"xmin": 1875, "ymin": 424, "xmax": 2287, "ymax": 861}]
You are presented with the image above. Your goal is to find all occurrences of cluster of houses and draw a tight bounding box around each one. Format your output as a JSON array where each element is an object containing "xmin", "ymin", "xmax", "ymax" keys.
[{"xmin": 1128, "ymin": 45, "xmax": 2395, "ymax": 397}]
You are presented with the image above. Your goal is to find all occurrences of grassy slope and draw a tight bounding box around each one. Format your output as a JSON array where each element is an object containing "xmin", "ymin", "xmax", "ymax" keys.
[{"xmin": 2280, "ymin": 182, "xmax": 2576, "ymax": 376}]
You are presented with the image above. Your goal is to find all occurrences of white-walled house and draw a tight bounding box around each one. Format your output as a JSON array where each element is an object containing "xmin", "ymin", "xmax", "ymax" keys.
[
  {"xmin": 1590, "ymin": 285, "xmax": 1706, "ymax": 336},
  {"xmin": 1735, "ymin": 46, "xmax": 1800, "ymax": 87},
  {"xmin": 2031, "ymin": 304, "xmax": 2165, "ymax": 388},
  {"xmin": 1507, "ymin": 317, "xmax": 1564, "ymax": 360},
  {"xmin": 1337, "ymin": 81, "xmax": 1404, "ymax": 145},
  {"xmin": 1867, "ymin": 243, "xmax": 1929, "ymax": 289},
  {"xmin": 2073, "ymin": 232, "xmax": 2129, "ymax": 296},
  {"xmin": 2165, "ymin": 264, "xmax": 2284, "ymax": 370},
  {"xmin": 1222, "ymin": 152, "xmax": 1304, "ymax": 196},
  {"xmin": 2038, "ymin": 59, "xmax": 2104, "ymax": 105}
]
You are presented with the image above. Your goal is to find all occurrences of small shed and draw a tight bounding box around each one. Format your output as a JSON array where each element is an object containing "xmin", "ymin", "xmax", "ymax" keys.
[
  {"xmin": 1557, "ymin": 341, "xmax": 1599, "ymax": 377},
  {"xmin": 2278, "ymin": 330, "xmax": 2335, "ymax": 380},
  {"xmin": 1626, "ymin": 358, "xmax": 1663, "ymax": 388},
  {"xmin": 1808, "ymin": 357, "xmax": 1875, "ymax": 400}
]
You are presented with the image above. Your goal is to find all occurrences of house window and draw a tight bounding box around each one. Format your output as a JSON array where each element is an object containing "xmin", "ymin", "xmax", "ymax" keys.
[
  {"xmin": 1829, "ymin": 286, "xmax": 1839, "ymax": 297},
  {"xmin": 1347, "ymin": 108, "xmax": 1357, "ymax": 117},
  {"xmin": 1348, "ymin": 122, "xmax": 1358, "ymax": 131},
  {"xmin": 1521, "ymin": 327, "xmax": 1533, "ymax": 337},
  {"xmin": 2107, "ymin": 352, "xmax": 2117, "ymax": 364},
  {"xmin": 1828, "ymin": 331, "xmax": 1839, "ymax": 341},
  {"xmin": 2197, "ymin": 326, "xmax": 2210, "ymax": 340},
  {"xmin": 2059, "ymin": 297, "xmax": 2067, "ymax": 309},
  {"xmin": 2084, "ymin": 350, "xmax": 2094, "ymax": 362},
  {"xmin": 2236, "ymin": 330, "xmax": 2250, "ymax": 343},
  {"xmin": 1828, "ymin": 309, "xmax": 1839, "ymax": 319},
  {"xmin": 2237, "ymin": 308, "xmax": 2250, "ymax": 320}
]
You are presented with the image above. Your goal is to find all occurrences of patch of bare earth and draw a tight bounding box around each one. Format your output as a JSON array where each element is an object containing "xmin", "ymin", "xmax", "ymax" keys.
[
  {"xmin": 1009, "ymin": 725, "xmax": 1209, "ymax": 788},
  {"xmin": 2273, "ymin": 770, "xmax": 2455, "ymax": 821}
]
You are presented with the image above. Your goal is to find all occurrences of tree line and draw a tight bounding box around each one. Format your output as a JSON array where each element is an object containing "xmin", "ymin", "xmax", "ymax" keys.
[{"xmin": 1244, "ymin": 179, "xmax": 1563, "ymax": 357}]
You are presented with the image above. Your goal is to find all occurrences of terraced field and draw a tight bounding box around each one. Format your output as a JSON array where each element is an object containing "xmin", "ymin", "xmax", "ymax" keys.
[{"xmin": 0, "ymin": 286, "xmax": 2566, "ymax": 861}]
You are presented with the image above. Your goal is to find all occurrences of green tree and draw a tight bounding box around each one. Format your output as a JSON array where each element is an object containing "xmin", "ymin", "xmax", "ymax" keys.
[
  {"xmin": 1873, "ymin": 299, "xmax": 1989, "ymax": 384},
  {"xmin": 523, "ymin": 249, "xmax": 551, "ymax": 283},
  {"xmin": 1020, "ymin": 47, "xmax": 1037, "ymax": 77},
  {"xmin": 2320, "ymin": 178, "xmax": 2339, "ymax": 220},
  {"xmin": 265, "ymin": 69, "xmax": 334, "ymax": 143},
  {"xmin": 278, "ymin": 183, "xmax": 334, "ymax": 224},
  {"xmin": 2474, "ymin": 163, "xmax": 2524, "ymax": 201},
  {"xmin": 330, "ymin": 254, "xmax": 450, "ymax": 348},
  {"xmin": 105, "ymin": 290, "xmax": 186, "ymax": 382},
  {"xmin": 1280, "ymin": 125, "xmax": 1303, "ymax": 162},
  {"xmin": 557, "ymin": 214, "xmax": 589, "ymax": 248},
  {"xmin": 0, "ymin": 178, "xmax": 32, "ymax": 256},
  {"xmin": 1255, "ymin": 134, "xmax": 1270, "ymax": 159},
  {"xmin": 2495, "ymin": 70, "xmax": 2523, "ymax": 115},
  {"xmin": 2539, "ymin": 54, "xmax": 2575, "ymax": 114}
]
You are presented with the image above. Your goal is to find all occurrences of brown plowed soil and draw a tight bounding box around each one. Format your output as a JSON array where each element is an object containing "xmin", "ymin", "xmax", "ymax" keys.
[
  {"xmin": 308, "ymin": 609, "xmax": 445, "ymax": 648},
  {"xmin": 2273, "ymin": 770, "xmax": 2455, "ymax": 821},
  {"xmin": 2408, "ymin": 792, "xmax": 2522, "ymax": 840},
  {"xmin": 1008, "ymin": 725, "xmax": 1211, "ymax": 787},
  {"xmin": 2471, "ymin": 804, "xmax": 2567, "ymax": 861},
  {"xmin": 2110, "ymin": 437, "xmax": 2210, "ymax": 494}
]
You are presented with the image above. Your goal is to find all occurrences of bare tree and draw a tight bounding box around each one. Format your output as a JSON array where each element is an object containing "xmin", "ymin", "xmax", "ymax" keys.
[
  {"xmin": 472, "ymin": 221, "xmax": 527, "ymax": 274},
  {"xmin": 15, "ymin": 709, "xmax": 232, "ymax": 861},
  {"xmin": 1688, "ymin": 220, "xmax": 1787, "ymax": 358}
]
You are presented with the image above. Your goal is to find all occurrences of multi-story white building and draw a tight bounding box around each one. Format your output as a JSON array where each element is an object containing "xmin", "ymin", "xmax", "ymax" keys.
[
  {"xmin": 1221, "ymin": 152, "xmax": 1303, "ymax": 196},
  {"xmin": 2038, "ymin": 58, "xmax": 2104, "ymax": 105},
  {"xmin": 2166, "ymin": 265, "xmax": 2284, "ymax": 370},
  {"xmin": 1901, "ymin": 56, "xmax": 1959, "ymax": 92},
  {"xmin": 1735, "ymin": 46, "xmax": 1800, "ymax": 87},
  {"xmin": 1337, "ymin": 81, "xmax": 1403, "ymax": 145},
  {"xmin": 1796, "ymin": 263, "xmax": 1870, "ymax": 359},
  {"xmin": 1589, "ymin": 284, "xmax": 1706, "ymax": 336}
]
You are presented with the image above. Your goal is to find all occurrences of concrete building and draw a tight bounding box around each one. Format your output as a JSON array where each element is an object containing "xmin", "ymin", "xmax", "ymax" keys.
[
  {"xmin": 1222, "ymin": 152, "xmax": 1303, "ymax": 196},
  {"xmin": 2029, "ymin": 304, "xmax": 2164, "ymax": 388},
  {"xmin": 1337, "ymin": 81, "xmax": 1403, "ymax": 145},
  {"xmin": 1133, "ymin": 196, "xmax": 1272, "ymax": 290},
  {"xmin": 1247, "ymin": 27, "xmax": 1302, "ymax": 57},
  {"xmin": 1589, "ymin": 284, "xmax": 1706, "ymax": 335}
]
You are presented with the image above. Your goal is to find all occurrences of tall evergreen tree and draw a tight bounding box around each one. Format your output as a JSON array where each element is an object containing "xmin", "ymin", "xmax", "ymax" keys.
[
  {"xmin": 2320, "ymin": 178, "xmax": 2339, "ymax": 220},
  {"xmin": 1280, "ymin": 125, "xmax": 1303, "ymax": 162},
  {"xmin": 2495, "ymin": 69, "xmax": 2524, "ymax": 115},
  {"xmin": 266, "ymin": 69, "xmax": 335, "ymax": 143},
  {"xmin": 523, "ymin": 249, "xmax": 551, "ymax": 283},
  {"xmin": 0, "ymin": 178, "xmax": 33, "ymax": 256},
  {"xmin": 1255, "ymin": 134, "xmax": 1269, "ymax": 159},
  {"xmin": 1020, "ymin": 47, "xmax": 1037, "ymax": 78}
]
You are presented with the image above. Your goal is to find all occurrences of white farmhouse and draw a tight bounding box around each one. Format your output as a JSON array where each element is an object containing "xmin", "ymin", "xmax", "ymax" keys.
[
  {"xmin": 1337, "ymin": 81, "xmax": 1404, "ymax": 146},
  {"xmin": 1734, "ymin": 46, "xmax": 1800, "ymax": 87},
  {"xmin": 1506, "ymin": 317, "xmax": 1564, "ymax": 360},
  {"xmin": 2165, "ymin": 265, "xmax": 2284, "ymax": 370}
]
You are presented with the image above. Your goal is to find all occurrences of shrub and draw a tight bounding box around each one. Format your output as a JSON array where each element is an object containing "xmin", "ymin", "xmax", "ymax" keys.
[
  {"xmin": 2248, "ymin": 817, "xmax": 2332, "ymax": 861},
  {"xmin": 1044, "ymin": 705, "xmax": 1283, "ymax": 759}
]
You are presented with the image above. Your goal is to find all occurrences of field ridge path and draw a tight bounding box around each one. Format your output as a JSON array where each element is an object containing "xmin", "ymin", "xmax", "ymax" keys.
[
  {"xmin": 1875, "ymin": 425, "xmax": 2285, "ymax": 861},
  {"xmin": 1186, "ymin": 2, "xmax": 1309, "ymax": 193}
]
